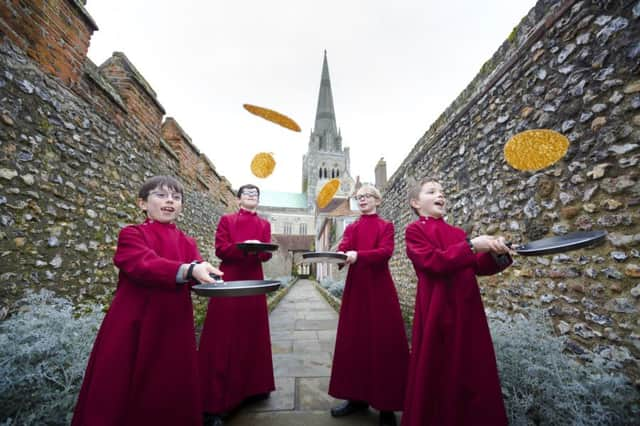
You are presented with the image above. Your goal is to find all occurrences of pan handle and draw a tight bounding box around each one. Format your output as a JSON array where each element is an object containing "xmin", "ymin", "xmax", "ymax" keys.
[
  {"xmin": 209, "ymin": 273, "xmax": 224, "ymax": 283},
  {"xmin": 506, "ymin": 242, "xmax": 522, "ymax": 250}
]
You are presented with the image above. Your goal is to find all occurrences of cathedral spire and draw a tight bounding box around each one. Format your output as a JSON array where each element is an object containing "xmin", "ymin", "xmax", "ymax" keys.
[{"xmin": 314, "ymin": 50, "xmax": 337, "ymax": 134}]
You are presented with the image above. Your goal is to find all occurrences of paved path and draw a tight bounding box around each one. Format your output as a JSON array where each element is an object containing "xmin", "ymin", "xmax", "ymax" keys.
[{"xmin": 227, "ymin": 279, "xmax": 386, "ymax": 426}]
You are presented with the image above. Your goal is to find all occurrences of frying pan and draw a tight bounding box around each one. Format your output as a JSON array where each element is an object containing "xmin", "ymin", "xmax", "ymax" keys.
[
  {"xmin": 236, "ymin": 242, "xmax": 279, "ymax": 252},
  {"xmin": 192, "ymin": 274, "xmax": 281, "ymax": 297},
  {"xmin": 301, "ymin": 252, "xmax": 348, "ymax": 264},
  {"xmin": 510, "ymin": 230, "xmax": 606, "ymax": 256}
]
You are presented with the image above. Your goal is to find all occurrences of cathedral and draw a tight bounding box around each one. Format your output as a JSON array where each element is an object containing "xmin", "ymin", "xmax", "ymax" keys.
[{"xmin": 260, "ymin": 51, "xmax": 360, "ymax": 278}]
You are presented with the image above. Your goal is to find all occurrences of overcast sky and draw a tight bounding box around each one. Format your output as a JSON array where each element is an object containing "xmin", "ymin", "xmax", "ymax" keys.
[{"xmin": 85, "ymin": 0, "xmax": 535, "ymax": 193}]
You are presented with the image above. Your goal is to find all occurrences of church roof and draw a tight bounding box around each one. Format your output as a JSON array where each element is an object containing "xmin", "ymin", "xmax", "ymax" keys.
[
  {"xmin": 260, "ymin": 190, "xmax": 307, "ymax": 209},
  {"xmin": 318, "ymin": 197, "xmax": 359, "ymax": 216},
  {"xmin": 314, "ymin": 50, "xmax": 337, "ymax": 134}
]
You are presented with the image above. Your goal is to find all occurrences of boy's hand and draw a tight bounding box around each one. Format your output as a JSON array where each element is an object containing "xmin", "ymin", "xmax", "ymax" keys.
[
  {"xmin": 345, "ymin": 250, "xmax": 358, "ymax": 264},
  {"xmin": 470, "ymin": 236, "xmax": 510, "ymax": 254},
  {"xmin": 192, "ymin": 262, "xmax": 224, "ymax": 284}
]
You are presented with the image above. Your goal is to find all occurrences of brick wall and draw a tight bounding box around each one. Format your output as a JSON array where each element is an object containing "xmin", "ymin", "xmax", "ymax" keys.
[{"xmin": 0, "ymin": 0, "xmax": 97, "ymax": 85}]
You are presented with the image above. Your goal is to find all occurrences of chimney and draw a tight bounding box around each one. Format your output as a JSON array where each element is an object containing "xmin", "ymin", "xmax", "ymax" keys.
[{"xmin": 375, "ymin": 157, "xmax": 387, "ymax": 189}]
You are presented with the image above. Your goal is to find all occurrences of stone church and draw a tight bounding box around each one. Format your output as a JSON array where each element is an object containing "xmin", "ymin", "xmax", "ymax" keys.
[{"xmin": 260, "ymin": 51, "xmax": 364, "ymax": 279}]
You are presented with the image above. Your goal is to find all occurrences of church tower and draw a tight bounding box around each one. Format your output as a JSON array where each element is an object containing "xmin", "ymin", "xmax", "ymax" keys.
[{"xmin": 302, "ymin": 51, "xmax": 352, "ymax": 210}]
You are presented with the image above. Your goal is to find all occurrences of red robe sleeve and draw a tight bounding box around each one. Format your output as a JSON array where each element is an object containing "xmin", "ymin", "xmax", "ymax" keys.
[
  {"xmin": 215, "ymin": 215, "xmax": 246, "ymax": 261},
  {"xmin": 113, "ymin": 226, "xmax": 183, "ymax": 289},
  {"xmin": 405, "ymin": 222, "xmax": 476, "ymax": 275},
  {"xmin": 338, "ymin": 223, "xmax": 355, "ymax": 252},
  {"xmin": 355, "ymin": 221, "xmax": 394, "ymax": 265},
  {"xmin": 475, "ymin": 252, "xmax": 512, "ymax": 276},
  {"xmin": 257, "ymin": 220, "xmax": 273, "ymax": 262}
]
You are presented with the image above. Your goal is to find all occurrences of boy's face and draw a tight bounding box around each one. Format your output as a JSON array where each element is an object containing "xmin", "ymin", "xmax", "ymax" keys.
[
  {"xmin": 238, "ymin": 188, "xmax": 259, "ymax": 210},
  {"xmin": 410, "ymin": 181, "xmax": 446, "ymax": 218},
  {"xmin": 355, "ymin": 188, "xmax": 381, "ymax": 214},
  {"xmin": 138, "ymin": 185, "xmax": 183, "ymax": 223}
]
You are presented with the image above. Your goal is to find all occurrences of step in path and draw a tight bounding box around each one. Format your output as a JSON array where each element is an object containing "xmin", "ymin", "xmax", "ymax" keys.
[{"xmin": 227, "ymin": 279, "xmax": 385, "ymax": 426}]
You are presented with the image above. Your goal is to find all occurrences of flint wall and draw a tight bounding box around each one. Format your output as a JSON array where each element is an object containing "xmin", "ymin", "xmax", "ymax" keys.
[
  {"xmin": 379, "ymin": 0, "xmax": 640, "ymax": 382},
  {"xmin": 0, "ymin": 0, "xmax": 237, "ymax": 309}
]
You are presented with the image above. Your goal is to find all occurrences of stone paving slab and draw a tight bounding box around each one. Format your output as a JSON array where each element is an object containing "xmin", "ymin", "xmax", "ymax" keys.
[
  {"xmin": 293, "ymin": 339, "xmax": 323, "ymax": 353},
  {"xmin": 273, "ymin": 352, "xmax": 332, "ymax": 377},
  {"xmin": 295, "ymin": 319, "xmax": 339, "ymax": 330},
  {"xmin": 271, "ymin": 339, "xmax": 293, "ymax": 354},
  {"xmin": 243, "ymin": 376, "xmax": 295, "ymax": 412},
  {"xmin": 227, "ymin": 410, "xmax": 385, "ymax": 426},
  {"xmin": 298, "ymin": 377, "xmax": 335, "ymax": 410}
]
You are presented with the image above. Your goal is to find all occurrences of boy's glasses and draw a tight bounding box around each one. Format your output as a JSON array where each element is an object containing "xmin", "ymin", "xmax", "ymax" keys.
[
  {"xmin": 241, "ymin": 190, "xmax": 259, "ymax": 197},
  {"xmin": 150, "ymin": 191, "xmax": 183, "ymax": 202},
  {"xmin": 354, "ymin": 193, "xmax": 376, "ymax": 201}
]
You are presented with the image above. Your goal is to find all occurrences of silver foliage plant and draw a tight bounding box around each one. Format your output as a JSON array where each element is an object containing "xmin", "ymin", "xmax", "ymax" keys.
[
  {"xmin": 2, "ymin": 289, "xmax": 638, "ymax": 425},
  {"xmin": 319, "ymin": 276, "xmax": 344, "ymax": 298},
  {"xmin": 0, "ymin": 290, "xmax": 103, "ymax": 426},
  {"xmin": 490, "ymin": 310, "xmax": 639, "ymax": 425}
]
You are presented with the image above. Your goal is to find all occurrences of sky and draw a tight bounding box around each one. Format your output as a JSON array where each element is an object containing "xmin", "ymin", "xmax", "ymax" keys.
[{"xmin": 84, "ymin": 0, "xmax": 536, "ymax": 193}]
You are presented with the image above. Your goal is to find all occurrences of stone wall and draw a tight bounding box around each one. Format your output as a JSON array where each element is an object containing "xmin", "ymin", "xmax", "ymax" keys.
[
  {"xmin": 379, "ymin": 0, "xmax": 640, "ymax": 382},
  {"xmin": 0, "ymin": 0, "xmax": 237, "ymax": 312}
]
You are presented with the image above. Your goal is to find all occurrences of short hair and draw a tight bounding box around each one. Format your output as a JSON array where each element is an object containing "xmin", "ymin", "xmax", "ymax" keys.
[
  {"xmin": 138, "ymin": 175, "xmax": 184, "ymax": 201},
  {"xmin": 237, "ymin": 184, "xmax": 260, "ymax": 198},
  {"xmin": 356, "ymin": 184, "xmax": 382, "ymax": 200},
  {"xmin": 408, "ymin": 176, "xmax": 440, "ymax": 216}
]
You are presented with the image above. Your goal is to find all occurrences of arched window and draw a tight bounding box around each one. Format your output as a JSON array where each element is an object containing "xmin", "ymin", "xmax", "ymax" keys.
[
  {"xmin": 318, "ymin": 168, "xmax": 322, "ymax": 178},
  {"xmin": 323, "ymin": 168, "xmax": 327, "ymax": 178},
  {"xmin": 331, "ymin": 169, "xmax": 335, "ymax": 178},
  {"xmin": 336, "ymin": 169, "xmax": 340, "ymax": 177}
]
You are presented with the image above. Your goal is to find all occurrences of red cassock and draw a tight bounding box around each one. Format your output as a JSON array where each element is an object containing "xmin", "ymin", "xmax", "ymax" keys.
[
  {"xmin": 328, "ymin": 214, "xmax": 409, "ymax": 411},
  {"xmin": 198, "ymin": 209, "xmax": 275, "ymax": 414},
  {"xmin": 72, "ymin": 219, "xmax": 203, "ymax": 426},
  {"xmin": 402, "ymin": 216, "xmax": 511, "ymax": 426}
]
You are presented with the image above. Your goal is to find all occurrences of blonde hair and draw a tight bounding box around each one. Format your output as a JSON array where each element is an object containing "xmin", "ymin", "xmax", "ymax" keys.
[
  {"xmin": 357, "ymin": 184, "xmax": 382, "ymax": 200},
  {"xmin": 408, "ymin": 176, "xmax": 440, "ymax": 216}
]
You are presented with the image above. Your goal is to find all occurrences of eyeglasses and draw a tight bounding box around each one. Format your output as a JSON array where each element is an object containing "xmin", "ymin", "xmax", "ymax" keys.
[
  {"xmin": 241, "ymin": 190, "xmax": 259, "ymax": 197},
  {"xmin": 354, "ymin": 193, "xmax": 377, "ymax": 201},
  {"xmin": 150, "ymin": 191, "xmax": 183, "ymax": 202}
]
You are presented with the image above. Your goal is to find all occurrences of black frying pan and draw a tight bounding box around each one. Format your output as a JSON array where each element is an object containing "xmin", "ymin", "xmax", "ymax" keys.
[
  {"xmin": 236, "ymin": 242, "xmax": 279, "ymax": 252},
  {"xmin": 192, "ymin": 279, "xmax": 281, "ymax": 297},
  {"xmin": 510, "ymin": 230, "xmax": 606, "ymax": 256},
  {"xmin": 301, "ymin": 252, "xmax": 348, "ymax": 264}
]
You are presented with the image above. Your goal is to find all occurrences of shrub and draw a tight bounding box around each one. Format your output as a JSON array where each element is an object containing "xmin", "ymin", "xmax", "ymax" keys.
[
  {"xmin": 328, "ymin": 281, "xmax": 344, "ymax": 298},
  {"xmin": 489, "ymin": 310, "xmax": 639, "ymax": 425},
  {"xmin": 319, "ymin": 276, "xmax": 333, "ymax": 290},
  {"xmin": 0, "ymin": 290, "xmax": 104, "ymax": 425},
  {"xmin": 318, "ymin": 277, "xmax": 345, "ymax": 298}
]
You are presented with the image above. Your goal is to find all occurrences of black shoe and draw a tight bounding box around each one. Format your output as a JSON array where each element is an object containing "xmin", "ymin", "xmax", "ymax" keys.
[
  {"xmin": 330, "ymin": 400, "xmax": 369, "ymax": 417},
  {"xmin": 204, "ymin": 413, "xmax": 224, "ymax": 426},
  {"xmin": 379, "ymin": 411, "xmax": 397, "ymax": 426},
  {"xmin": 244, "ymin": 392, "xmax": 271, "ymax": 404}
]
